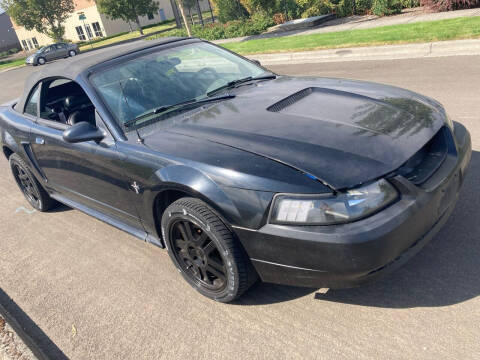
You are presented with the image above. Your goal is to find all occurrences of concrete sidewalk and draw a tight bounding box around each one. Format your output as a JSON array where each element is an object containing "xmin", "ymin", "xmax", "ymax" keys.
[
  {"xmin": 246, "ymin": 38, "xmax": 480, "ymax": 65},
  {"xmin": 215, "ymin": 7, "xmax": 480, "ymax": 44}
]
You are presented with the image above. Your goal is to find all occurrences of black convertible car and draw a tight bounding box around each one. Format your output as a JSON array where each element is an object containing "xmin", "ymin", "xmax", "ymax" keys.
[{"xmin": 0, "ymin": 38, "xmax": 471, "ymax": 302}]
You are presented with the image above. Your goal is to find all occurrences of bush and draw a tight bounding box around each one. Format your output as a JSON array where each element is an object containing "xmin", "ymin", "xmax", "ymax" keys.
[
  {"xmin": 301, "ymin": 0, "xmax": 335, "ymax": 17},
  {"xmin": 401, "ymin": 0, "xmax": 419, "ymax": 7},
  {"xmin": 420, "ymin": 0, "xmax": 479, "ymax": 11},
  {"xmin": 356, "ymin": 0, "xmax": 374, "ymax": 13},
  {"xmin": 372, "ymin": 0, "xmax": 402, "ymax": 15},
  {"xmin": 154, "ymin": 13, "xmax": 275, "ymax": 41},
  {"xmin": 8, "ymin": 48, "xmax": 19, "ymax": 54},
  {"xmin": 212, "ymin": 0, "xmax": 250, "ymax": 23},
  {"xmin": 335, "ymin": 0, "xmax": 355, "ymax": 16}
]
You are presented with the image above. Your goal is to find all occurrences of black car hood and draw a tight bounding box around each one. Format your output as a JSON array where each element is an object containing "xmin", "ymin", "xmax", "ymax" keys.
[{"xmin": 151, "ymin": 77, "xmax": 446, "ymax": 190}]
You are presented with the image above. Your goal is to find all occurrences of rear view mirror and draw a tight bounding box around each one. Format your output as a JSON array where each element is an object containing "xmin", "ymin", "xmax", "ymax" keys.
[
  {"xmin": 63, "ymin": 121, "xmax": 105, "ymax": 143},
  {"xmin": 251, "ymin": 59, "xmax": 261, "ymax": 66}
]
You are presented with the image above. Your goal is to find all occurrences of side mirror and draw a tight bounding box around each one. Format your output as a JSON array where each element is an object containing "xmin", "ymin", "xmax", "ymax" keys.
[
  {"xmin": 251, "ymin": 59, "xmax": 261, "ymax": 66},
  {"xmin": 63, "ymin": 121, "xmax": 105, "ymax": 143}
]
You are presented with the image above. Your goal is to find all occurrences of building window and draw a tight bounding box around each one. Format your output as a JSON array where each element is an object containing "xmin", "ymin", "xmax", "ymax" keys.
[
  {"xmin": 75, "ymin": 26, "xmax": 86, "ymax": 41},
  {"xmin": 21, "ymin": 40, "xmax": 29, "ymax": 51},
  {"xmin": 147, "ymin": 13, "xmax": 154, "ymax": 20},
  {"xmin": 92, "ymin": 22, "xmax": 103, "ymax": 37},
  {"xmin": 31, "ymin": 37, "xmax": 39, "ymax": 48},
  {"xmin": 27, "ymin": 39, "xmax": 33, "ymax": 50},
  {"xmin": 159, "ymin": 9, "xmax": 166, "ymax": 21},
  {"xmin": 85, "ymin": 24, "xmax": 93, "ymax": 39}
]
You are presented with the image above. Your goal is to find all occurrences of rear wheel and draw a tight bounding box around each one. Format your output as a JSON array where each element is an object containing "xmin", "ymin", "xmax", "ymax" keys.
[
  {"xmin": 161, "ymin": 197, "xmax": 257, "ymax": 302},
  {"xmin": 9, "ymin": 153, "xmax": 57, "ymax": 212},
  {"xmin": 69, "ymin": 50, "xmax": 77, "ymax": 57}
]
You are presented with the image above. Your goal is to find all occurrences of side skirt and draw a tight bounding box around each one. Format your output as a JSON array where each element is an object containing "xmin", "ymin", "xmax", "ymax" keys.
[{"xmin": 51, "ymin": 193, "xmax": 164, "ymax": 249}]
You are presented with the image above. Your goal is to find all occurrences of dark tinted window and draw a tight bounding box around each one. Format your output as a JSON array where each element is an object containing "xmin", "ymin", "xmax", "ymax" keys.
[
  {"xmin": 24, "ymin": 84, "xmax": 40, "ymax": 117},
  {"xmin": 56, "ymin": 43, "xmax": 66, "ymax": 49}
]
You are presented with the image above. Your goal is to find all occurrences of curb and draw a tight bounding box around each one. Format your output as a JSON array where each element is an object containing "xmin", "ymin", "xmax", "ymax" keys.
[
  {"xmin": 0, "ymin": 300, "xmax": 46, "ymax": 360},
  {"xmin": 244, "ymin": 39, "xmax": 480, "ymax": 65}
]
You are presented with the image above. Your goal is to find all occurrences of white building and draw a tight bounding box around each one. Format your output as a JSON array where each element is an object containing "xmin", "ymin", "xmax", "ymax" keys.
[{"xmin": 14, "ymin": 0, "xmax": 210, "ymax": 51}]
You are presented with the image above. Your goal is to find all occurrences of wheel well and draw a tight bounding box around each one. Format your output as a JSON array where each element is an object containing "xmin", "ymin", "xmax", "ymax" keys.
[
  {"xmin": 153, "ymin": 189, "xmax": 191, "ymax": 240},
  {"xmin": 3, "ymin": 146, "xmax": 13, "ymax": 160}
]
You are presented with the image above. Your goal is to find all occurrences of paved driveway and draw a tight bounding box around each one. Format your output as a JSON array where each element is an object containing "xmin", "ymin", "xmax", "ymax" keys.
[{"xmin": 0, "ymin": 56, "xmax": 479, "ymax": 359}]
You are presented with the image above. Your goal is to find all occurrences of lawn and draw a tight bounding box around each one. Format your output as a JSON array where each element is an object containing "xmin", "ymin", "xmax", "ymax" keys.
[
  {"xmin": 221, "ymin": 16, "xmax": 480, "ymax": 55},
  {"xmin": 0, "ymin": 58, "xmax": 25, "ymax": 70}
]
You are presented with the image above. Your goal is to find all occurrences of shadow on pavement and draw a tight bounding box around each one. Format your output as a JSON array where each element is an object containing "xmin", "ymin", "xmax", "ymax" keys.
[
  {"xmin": 240, "ymin": 151, "xmax": 480, "ymax": 308},
  {"xmin": 0, "ymin": 288, "xmax": 68, "ymax": 360}
]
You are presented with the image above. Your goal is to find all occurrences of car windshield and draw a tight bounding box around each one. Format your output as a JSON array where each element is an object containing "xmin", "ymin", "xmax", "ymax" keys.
[{"xmin": 90, "ymin": 42, "xmax": 270, "ymax": 129}]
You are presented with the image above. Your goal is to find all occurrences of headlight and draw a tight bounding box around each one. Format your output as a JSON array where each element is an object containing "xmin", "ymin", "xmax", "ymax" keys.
[{"xmin": 270, "ymin": 179, "xmax": 398, "ymax": 225}]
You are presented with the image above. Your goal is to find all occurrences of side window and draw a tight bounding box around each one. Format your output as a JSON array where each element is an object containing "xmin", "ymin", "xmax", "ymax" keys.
[
  {"xmin": 38, "ymin": 78, "xmax": 96, "ymax": 127},
  {"xmin": 24, "ymin": 84, "xmax": 41, "ymax": 117},
  {"xmin": 56, "ymin": 43, "xmax": 66, "ymax": 49}
]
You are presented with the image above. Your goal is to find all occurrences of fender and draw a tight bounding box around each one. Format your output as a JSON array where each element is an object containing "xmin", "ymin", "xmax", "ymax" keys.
[{"xmin": 140, "ymin": 165, "xmax": 244, "ymax": 238}]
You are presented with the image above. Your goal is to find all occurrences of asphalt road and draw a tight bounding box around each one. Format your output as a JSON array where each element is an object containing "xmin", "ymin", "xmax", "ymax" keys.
[{"xmin": 1, "ymin": 56, "xmax": 479, "ymax": 359}]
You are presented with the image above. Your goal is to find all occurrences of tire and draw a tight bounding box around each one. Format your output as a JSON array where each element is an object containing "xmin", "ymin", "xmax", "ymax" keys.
[
  {"xmin": 161, "ymin": 197, "xmax": 257, "ymax": 303},
  {"xmin": 69, "ymin": 50, "xmax": 77, "ymax": 57},
  {"xmin": 9, "ymin": 153, "xmax": 58, "ymax": 212},
  {"xmin": 38, "ymin": 57, "xmax": 46, "ymax": 65}
]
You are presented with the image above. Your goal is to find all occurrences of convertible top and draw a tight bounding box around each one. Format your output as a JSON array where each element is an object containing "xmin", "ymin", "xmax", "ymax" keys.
[{"xmin": 17, "ymin": 37, "xmax": 189, "ymax": 111}]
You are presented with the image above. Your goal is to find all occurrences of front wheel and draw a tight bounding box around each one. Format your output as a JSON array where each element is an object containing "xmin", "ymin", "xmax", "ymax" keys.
[
  {"xmin": 161, "ymin": 198, "xmax": 257, "ymax": 302},
  {"xmin": 37, "ymin": 57, "xmax": 46, "ymax": 65}
]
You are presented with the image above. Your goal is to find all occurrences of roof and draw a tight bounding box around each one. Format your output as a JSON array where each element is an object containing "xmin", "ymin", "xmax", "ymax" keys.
[{"xmin": 18, "ymin": 37, "xmax": 190, "ymax": 111}]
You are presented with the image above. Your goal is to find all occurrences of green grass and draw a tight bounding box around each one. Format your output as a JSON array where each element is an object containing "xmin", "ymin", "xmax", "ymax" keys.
[
  {"xmin": 221, "ymin": 16, "xmax": 480, "ymax": 55},
  {"xmin": 0, "ymin": 58, "xmax": 26, "ymax": 70}
]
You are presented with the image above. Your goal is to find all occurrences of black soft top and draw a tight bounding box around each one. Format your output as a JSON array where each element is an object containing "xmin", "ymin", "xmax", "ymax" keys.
[{"xmin": 17, "ymin": 37, "xmax": 189, "ymax": 111}]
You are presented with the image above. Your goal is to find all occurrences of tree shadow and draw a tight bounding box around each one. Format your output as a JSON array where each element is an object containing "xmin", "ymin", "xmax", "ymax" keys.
[{"xmin": 239, "ymin": 151, "xmax": 480, "ymax": 307}]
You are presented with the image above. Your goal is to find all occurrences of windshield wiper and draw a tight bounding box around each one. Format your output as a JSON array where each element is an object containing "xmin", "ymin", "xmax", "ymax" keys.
[
  {"xmin": 206, "ymin": 74, "xmax": 277, "ymax": 97},
  {"xmin": 124, "ymin": 94, "xmax": 235, "ymax": 128}
]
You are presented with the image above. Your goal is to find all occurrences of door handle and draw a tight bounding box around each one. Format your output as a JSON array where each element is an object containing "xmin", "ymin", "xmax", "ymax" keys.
[{"xmin": 35, "ymin": 138, "xmax": 45, "ymax": 145}]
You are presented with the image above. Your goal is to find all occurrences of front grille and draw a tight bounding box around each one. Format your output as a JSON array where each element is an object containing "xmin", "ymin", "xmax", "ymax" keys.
[{"xmin": 397, "ymin": 127, "xmax": 450, "ymax": 185}]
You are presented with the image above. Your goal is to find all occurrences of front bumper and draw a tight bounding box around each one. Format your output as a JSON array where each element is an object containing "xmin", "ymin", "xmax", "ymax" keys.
[{"xmin": 234, "ymin": 122, "xmax": 472, "ymax": 288}]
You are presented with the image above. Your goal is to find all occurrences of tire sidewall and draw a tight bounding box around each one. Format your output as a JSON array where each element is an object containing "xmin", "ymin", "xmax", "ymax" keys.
[{"xmin": 161, "ymin": 203, "xmax": 240, "ymax": 302}]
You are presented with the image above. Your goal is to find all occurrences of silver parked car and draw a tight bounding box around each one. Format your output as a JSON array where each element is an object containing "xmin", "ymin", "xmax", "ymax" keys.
[{"xmin": 26, "ymin": 42, "xmax": 80, "ymax": 66}]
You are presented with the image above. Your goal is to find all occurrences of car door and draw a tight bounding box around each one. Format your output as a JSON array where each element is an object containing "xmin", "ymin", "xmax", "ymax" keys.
[
  {"xmin": 28, "ymin": 79, "xmax": 144, "ymax": 230},
  {"xmin": 43, "ymin": 46, "xmax": 56, "ymax": 61},
  {"xmin": 55, "ymin": 43, "xmax": 68, "ymax": 59}
]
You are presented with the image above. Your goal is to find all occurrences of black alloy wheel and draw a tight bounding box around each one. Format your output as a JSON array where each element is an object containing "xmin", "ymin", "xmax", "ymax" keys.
[
  {"xmin": 171, "ymin": 219, "xmax": 227, "ymax": 291},
  {"xmin": 162, "ymin": 198, "xmax": 257, "ymax": 302}
]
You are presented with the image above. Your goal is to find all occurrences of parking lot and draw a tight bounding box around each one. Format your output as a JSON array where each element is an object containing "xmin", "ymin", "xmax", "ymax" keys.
[{"xmin": 1, "ymin": 55, "xmax": 479, "ymax": 359}]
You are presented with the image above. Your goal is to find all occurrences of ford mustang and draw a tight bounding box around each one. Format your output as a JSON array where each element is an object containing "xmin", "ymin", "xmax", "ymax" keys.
[{"xmin": 0, "ymin": 38, "xmax": 471, "ymax": 302}]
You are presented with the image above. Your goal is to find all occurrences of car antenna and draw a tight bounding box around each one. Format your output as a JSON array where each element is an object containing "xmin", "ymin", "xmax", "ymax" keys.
[{"xmin": 119, "ymin": 80, "xmax": 144, "ymax": 144}]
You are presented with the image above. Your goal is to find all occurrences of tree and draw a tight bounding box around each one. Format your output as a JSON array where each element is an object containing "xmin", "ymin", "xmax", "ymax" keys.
[
  {"xmin": 176, "ymin": 0, "xmax": 192, "ymax": 37},
  {"xmin": 97, "ymin": 0, "xmax": 159, "ymax": 35},
  {"xmin": 1, "ymin": 0, "xmax": 74, "ymax": 42}
]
